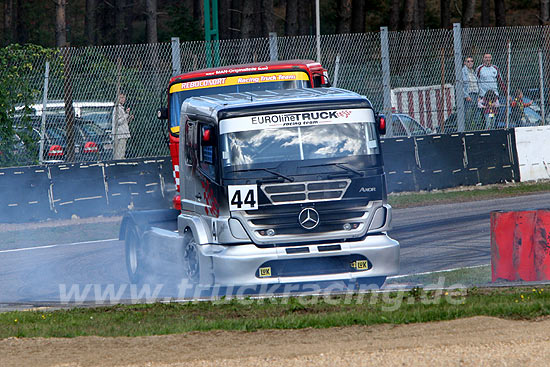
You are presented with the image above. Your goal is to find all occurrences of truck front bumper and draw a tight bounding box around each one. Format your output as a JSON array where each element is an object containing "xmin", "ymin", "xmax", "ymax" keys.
[{"xmin": 197, "ymin": 234, "xmax": 399, "ymax": 288}]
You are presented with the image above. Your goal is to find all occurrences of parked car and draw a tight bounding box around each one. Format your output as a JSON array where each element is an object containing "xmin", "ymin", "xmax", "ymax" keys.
[
  {"xmin": 13, "ymin": 115, "xmax": 113, "ymax": 162},
  {"xmin": 382, "ymin": 113, "xmax": 432, "ymax": 137}
]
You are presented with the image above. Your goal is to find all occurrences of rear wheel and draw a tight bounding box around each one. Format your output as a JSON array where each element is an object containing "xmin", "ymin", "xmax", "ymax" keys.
[{"xmin": 125, "ymin": 223, "xmax": 146, "ymax": 284}]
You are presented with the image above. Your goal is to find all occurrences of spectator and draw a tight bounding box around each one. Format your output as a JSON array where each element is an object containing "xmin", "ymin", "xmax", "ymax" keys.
[
  {"xmin": 510, "ymin": 89, "xmax": 532, "ymax": 126},
  {"xmin": 462, "ymin": 56, "xmax": 480, "ymax": 130},
  {"xmin": 478, "ymin": 89, "xmax": 500, "ymax": 130},
  {"xmin": 476, "ymin": 53, "xmax": 506, "ymax": 97},
  {"xmin": 112, "ymin": 93, "xmax": 133, "ymax": 159}
]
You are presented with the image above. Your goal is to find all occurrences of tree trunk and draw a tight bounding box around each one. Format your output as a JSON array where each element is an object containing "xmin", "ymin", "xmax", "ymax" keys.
[
  {"xmin": 85, "ymin": 0, "xmax": 97, "ymax": 45},
  {"xmin": 241, "ymin": 0, "xmax": 255, "ymax": 39},
  {"xmin": 3, "ymin": 0, "xmax": 17, "ymax": 44},
  {"xmin": 55, "ymin": 0, "xmax": 67, "ymax": 47},
  {"xmin": 404, "ymin": 0, "xmax": 415, "ymax": 30},
  {"xmin": 462, "ymin": 0, "xmax": 476, "ymax": 28},
  {"xmin": 230, "ymin": 0, "xmax": 241, "ymax": 39},
  {"xmin": 481, "ymin": 0, "xmax": 490, "ymax": 27},
  {"xmin": 115, "ymin": 0, "xmax": 125, "ymax": 45},
  {"xmin": 337, "ymin": 0, "xmax": 352, "ymax": 34},
  {"xmin": 145, "ymin": 0, "xmax": 158, "ymax": 43},
  {"xmin": 219, "ymin": 0, "xmax": 231, "ymax": 39},
  {"xmin": 494, "ymin": 0, "xmax": 506, "ymax": 26},
  {"xmin": 124, "ymin": 0, "xmax": 134, "ymax": 44},
  {"xmin": 389, "ymin": 0, "xmax": 401, "ymax": 30},
  {"xmin": 416, "ymin": 0, "xmax": 425, "ymax": 29},
  {"xmin": 261, "ymin": 0, "xmax": 274, "ymax": 37},
  {"xmin": 351, "ymin": 0, "xmax": 365, "ymax": 33},
  {"xmin": 193, "ymin": 0, "xmax": 203, "ymax": 35},
  {"xmin": 285, "ymin": 0, "xmax": 298, "ymax": 36},
  {"xmin": 440, "ymin": 0, "xmax": 450, "ymax": 29},
  {"xmin": 298, "ymin": 0, "xmax": 310, "ymax": 35},
  {"xmin": 541, "ymin": 0, "xmax": 550, "ymax": 25}
]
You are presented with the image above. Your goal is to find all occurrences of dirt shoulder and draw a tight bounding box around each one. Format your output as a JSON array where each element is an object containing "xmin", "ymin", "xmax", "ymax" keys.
[{"xmin": 2, "ymin": 316, "xmax": 550, "ymax": 367}]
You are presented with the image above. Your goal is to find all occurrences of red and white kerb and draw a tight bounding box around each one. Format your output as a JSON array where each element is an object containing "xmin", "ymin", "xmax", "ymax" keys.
[{"xmin": 173, "ymin": 165, "xmax": 180, "ymax": 192}]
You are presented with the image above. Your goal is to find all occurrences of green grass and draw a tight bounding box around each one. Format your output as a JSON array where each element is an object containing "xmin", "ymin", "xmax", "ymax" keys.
[
  {"xmin": 388, "ymin": 181, "xmax": 550, "ymax": 208},
  {"xmin": 2, "ymin": 286, "xmax": 550, "ymax": 338},
  {"xmin": 386, "ymin": 265, "xmax": 492, "ymax": 287}
]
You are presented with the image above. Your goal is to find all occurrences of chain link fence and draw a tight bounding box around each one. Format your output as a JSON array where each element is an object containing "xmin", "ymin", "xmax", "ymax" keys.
[{"xmin": 4, "ymin": 24, "xmax": 550, "ymax": 167}]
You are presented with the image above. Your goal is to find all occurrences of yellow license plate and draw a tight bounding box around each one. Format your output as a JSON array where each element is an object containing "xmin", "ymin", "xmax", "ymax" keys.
[
  {"xmin": 259, "ymin": 267, "xmax": 272, "ymax": 277},
  {"xmin": 351, "ymin": 260, "xmax": 369, "ymax": 270}
]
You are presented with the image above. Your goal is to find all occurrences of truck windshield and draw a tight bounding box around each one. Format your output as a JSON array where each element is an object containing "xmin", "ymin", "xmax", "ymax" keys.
[
  {"xmin": 169, "ymin": 71, "xmax": 310, "ymax": 135},
  {"xmin": 220, "ymin": 109, "xmax": 379, "ymax": 168}
]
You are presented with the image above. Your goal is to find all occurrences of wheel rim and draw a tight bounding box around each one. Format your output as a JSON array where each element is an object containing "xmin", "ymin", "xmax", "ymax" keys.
[{"xmin": 183, "ymin": 236, "xmax": 199, "ymax": 281}]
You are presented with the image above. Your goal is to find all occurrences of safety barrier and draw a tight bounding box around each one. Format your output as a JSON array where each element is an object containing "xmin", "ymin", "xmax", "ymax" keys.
[
  {"xmin": 0, "ymin": 158, "xmax": 174, "ymax": 223},
  {"xmin": 381, "ymin": 129, "xmax": 519, "ymax": 193},
  {"xmin": 0, "ymin": 128, "xmax": 527, "ymax": 223},
  {"xmin": 491, "ymin": 209, "xmax": 550, "ymax": 282}
]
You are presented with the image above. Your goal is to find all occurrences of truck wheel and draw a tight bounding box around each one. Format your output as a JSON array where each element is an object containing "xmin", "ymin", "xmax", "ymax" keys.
[
  {"xmin": 125, "ymin": 223, "xmax": 146, "ymax": 284},
  {"xmin": 182, "ymin": 230, "xmax": 200, "ymax": 285}
]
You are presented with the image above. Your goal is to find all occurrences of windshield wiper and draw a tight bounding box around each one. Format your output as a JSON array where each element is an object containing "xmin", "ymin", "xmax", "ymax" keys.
[
  {"xmin": 334, "ymin": 163, "xmax": 364, "ymax": 177},
  {"xmin": 233, "ymin": 167, "xmax": 294, "ymax": 182}
]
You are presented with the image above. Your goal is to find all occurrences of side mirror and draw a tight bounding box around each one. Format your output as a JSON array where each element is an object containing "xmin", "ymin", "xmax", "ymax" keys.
[
  {"xmin": 376, "ymin": 114, "xmax": 386, "ymax": 135},
  {"xmin": 201, "ymin": 126, "xmax": 216, "ymax": 146},
  {"xmin": 157, "ymin": 107, "xmax": 168, "ymax": 120}
]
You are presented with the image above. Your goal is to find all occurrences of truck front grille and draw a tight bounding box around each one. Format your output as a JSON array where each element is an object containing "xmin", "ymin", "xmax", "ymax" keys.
[
  {"xmin": 260, "ymin": 179, "xmax": 351, "ymax": 205},
  {"xmin": 240, "ymin": 198, "xmax": 370, "ymax": 242}
]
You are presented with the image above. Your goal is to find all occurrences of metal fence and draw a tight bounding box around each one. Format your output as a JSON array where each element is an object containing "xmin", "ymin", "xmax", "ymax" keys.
[{"xmin": 5, "ymin": 24, "xmax": 550, "ymax": 167}]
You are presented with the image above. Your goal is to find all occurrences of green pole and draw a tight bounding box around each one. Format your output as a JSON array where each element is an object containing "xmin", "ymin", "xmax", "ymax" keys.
[{"xmin": 204, "ymin": 0, "xmax": 219, "ymax": 68}]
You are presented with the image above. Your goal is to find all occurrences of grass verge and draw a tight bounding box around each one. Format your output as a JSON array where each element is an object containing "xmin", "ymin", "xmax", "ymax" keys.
[
  {"xmin": 386, "ymin": 265, "xmax": 492, "ymax": 287},
  {"xmin": 388, "ymin": 181, "xmax": 550, "ymax": 208},
  {"xmin": 1, "ymin": 286, "xmax": 550, "ymax": 338}
]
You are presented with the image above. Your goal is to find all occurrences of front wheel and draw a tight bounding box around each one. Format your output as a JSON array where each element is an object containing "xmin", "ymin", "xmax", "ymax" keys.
[
  {"xmin": 182, "ymin": 229, "xmax": 200, "ymax": 285},
  {"xmin": 125, "ymin": 223, "xmax": 146, "ymax": 284}
]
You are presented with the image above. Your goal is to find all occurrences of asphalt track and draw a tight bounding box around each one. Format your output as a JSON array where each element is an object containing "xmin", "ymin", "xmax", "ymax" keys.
[{"xmin": 2, "ymin": 192, "xmax": 550, "ymax": 305}]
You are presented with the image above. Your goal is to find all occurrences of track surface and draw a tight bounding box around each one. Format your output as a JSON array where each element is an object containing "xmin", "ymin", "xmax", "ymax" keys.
[{"xmin": 2, "ymin": 193, "xmax": 550, "ymax": 304}]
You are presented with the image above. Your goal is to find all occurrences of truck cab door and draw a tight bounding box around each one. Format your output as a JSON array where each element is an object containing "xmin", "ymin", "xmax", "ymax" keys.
[{"xmin": 181, "ymin": 119, "xmax": 198, "ymax": 213}]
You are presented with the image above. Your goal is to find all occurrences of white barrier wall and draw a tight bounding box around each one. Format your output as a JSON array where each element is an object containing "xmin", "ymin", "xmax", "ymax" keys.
[{"xmin": 515, "ymin": 126, "xmax": 550, "ymax": 181}]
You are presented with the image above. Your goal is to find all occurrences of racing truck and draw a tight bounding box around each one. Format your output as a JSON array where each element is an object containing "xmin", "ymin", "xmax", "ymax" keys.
[
  {"xmin": 121, "ymin": 87, "xmax": 399, "ymax": 292},
  {"xmin": 160, "ymin": 60, "xmax": 330, "ymax": 210}
]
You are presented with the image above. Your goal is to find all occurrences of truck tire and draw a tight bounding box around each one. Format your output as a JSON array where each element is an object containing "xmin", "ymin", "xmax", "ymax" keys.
[
  {"xmin": 182, "ymin": 229, "xmax": 200, "ymax": 285},
  {"xmin": 125, "ymin": 223, "xmax": 146, "ymax": 284}
]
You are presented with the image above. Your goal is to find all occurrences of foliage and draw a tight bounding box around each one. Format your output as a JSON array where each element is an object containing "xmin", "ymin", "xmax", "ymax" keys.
[{"xmin": 0, "ymin": 44, "xmax": 58, "ymax": 167}]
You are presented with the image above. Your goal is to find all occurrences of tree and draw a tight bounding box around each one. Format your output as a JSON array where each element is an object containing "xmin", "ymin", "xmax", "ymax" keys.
[
  {"xmin": 85, "ymin": 0, "xmax": 97, "ymax": 45},
  {"xmin": 3, "ymin": 0, "xmax": 18, "ymax": 44},
  {"xmin": 541, "ymin": 0, "xmax": 550, "ymax": 25},
  {"xmin": 337, "ymin": 0, "xmax": 352, "ymax": 34},
  {"xmin": 298, "ymin": 0, "xmax": 311, "ymax": 35},
  {"xmin": 481, "ymin": 0, "xmax": 490, "ymax": 27},
  {"xmin": 416, "ymin": 0, "xmax": 425, "ymax": 29},
  {"xmin": 261, "ymin": 0, "xmax": 274, "ymax": 37},
  {"xmin": 440, "ymin": 0, "xmax": 450, "ymax": 29},
  {"xmin": 285, "ymin": 0, "xmax": 299, "ymax": 36},
  {"xmin": 145, "ymin": 0, "xmax": 158, "ymax": 43},
  {"xmin": 494, "ymin": 0, "xmax": 506, "ymax": 26},
  {"xmin": 390, "ymin": 0, "xmax": 401, "ymax": 30},
  {"xmin": 115, "ymin": 0, "xmax": 125, "ymax": 45},
  {"xmin": 241, "ymin": 0, "xmax": 255, "ymax": 39},
  {"xmin": 55, "ymin": 0, "xmax": 67, "ymax": 47},
  {"xmin": 404, "ymin": 0, "xmax": 416, "ymax": 30},
  {"xmin": 462, "ymin": 0, "xmax": 476, "ymax": 28},
  {"xmin": 351, "ymin": 0, "xmax": 365, "ymax": 33}
]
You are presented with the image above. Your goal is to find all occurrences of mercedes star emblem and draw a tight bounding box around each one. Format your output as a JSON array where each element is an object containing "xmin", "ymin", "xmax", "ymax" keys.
[{"xmin": 298, "ymin": 208, "xmax": 320, "ymax": 230}]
